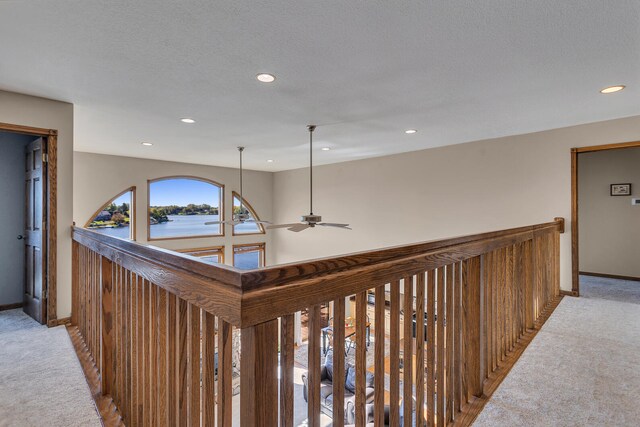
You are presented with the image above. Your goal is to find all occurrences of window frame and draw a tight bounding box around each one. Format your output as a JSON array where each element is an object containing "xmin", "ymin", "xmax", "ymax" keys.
[
  {"xmin": 147, "ymin": 176, "xmax": 225, "ymax": 241},
  {"xmin": 176, "ymin": 246, "xmax": 225, "ymax": 264},
  {"xmin": 232, "ymin": 243, "xmax": 266, "ymax": 269},
  {"xmin": 231, "ymin": 191, "xmax": 266, "ymax": 236},
  {"xmin": 84, "ymin": 186, "xmax": 137, "ymax": 241}
]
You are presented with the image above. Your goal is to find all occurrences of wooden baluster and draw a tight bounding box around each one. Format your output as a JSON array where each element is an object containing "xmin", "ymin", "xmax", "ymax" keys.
[
  {"xmin": 415, "ymin": 274, "xmax": 426, "ymax": 427},
  {"xmin": 464, "ymin": 257, "xmax": 483, "ymax": 400},
  {"xmin": 101, "ymin": 256, "xmax": 114, "ymax": 397},
  {"xmin": 436, "ymin": 267, "xmax": 445, "ymax": 426},
  {"xmin": 498, "ymin": 249, "xmax": 505, "ymax": 364},
  {"xmin": 356, "ymin": 291, "xmax": 367, "ymax": 427},
  {"xmin": 217, "ymin": 320, "xmax": 233, "ymax": 427},
  {"xmin": 389, "ymin": 280, "xmax": 401, "ymax": 426},
  {"xmin": 137, "ymin": 275, "xmax": 145, "ymax": 425},
  {"xmin": 201, "ymin": 311, "xmax": 216, "ymax": 427},
  {"xmin": 167, "ymin": 293, "xmax": 177, "ymax": 427},
  {"xmin": 333, "ymin": 299, "xmax": 346, "ymax": 427},
  {"xmin": 143, "ymin": 280, "xmax": 151, "ymax": 427},
  {"xmin": 307, "ymin": 305, "xmax": 322, "ymax": 427},
  {"xmin": 157, "ymin": 288, "xmax": 169, "ymax": 427},
  {"xmin": 130, "ymin": 274, "xmax": 138, "ymax": 427},
  {"xmin": 240, "ymin": 319, "xmax": 279, "ymax": 427},
  {"xmin": 525, "ymin": 239, "xmax": 534, "ymax": 329},
  {"xmin": 149, "ymin": 284, "xmax": 157, "ymax": 427},
  {"xmin": 72, "ymin": 241, "xmax": 79, "ymax": 326},
  {"xmin": 403, "ymin": 276, "xmax": 414, "ymax": 426},
  {"xmin": 188, "ymin": 304, "xmax": 201, "ymax": 427},
  {"xmin": 280, "ymin": 313, "xmax": 295, "ymax": 427},
  {"xmin": 454, "ymin": 263, "xmax": 462, "ymax": 416},
  {"xmin": 445, "ymin": 264, "xmax": 454, "ymax": 423},
  {"xmin": 177, "ymin": 298, "xmax": 188, "ymax": 426},
  {"xmin": 374, "ymin": 286, "xmax": 385, "ymax": 427},
  {"xmin": 426, "ymin": 270, "xmax": 435, "ymax": 427}
]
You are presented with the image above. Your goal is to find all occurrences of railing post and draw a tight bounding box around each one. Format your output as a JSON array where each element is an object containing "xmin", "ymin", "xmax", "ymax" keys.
[
  {"xmin": 240, "ymin": 319, "xmax": 279, "ymax": 427},
  {"xmin": 101, "ymin": 256, "xmax": 114, "ymax": 395}
]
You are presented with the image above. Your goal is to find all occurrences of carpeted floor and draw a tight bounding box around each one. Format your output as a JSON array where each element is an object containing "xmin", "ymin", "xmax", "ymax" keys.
[
  {"xmin": 0, "ymin": 309, "xmax": 101, "ymax": 427},
  {"xmin": 473, "ymin": 276, "xmax": 640, "ymax": 426}
]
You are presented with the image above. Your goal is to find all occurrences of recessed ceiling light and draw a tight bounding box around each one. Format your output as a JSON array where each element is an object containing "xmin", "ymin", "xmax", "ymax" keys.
[
  {"xmin": 405, "ymin": 129, "xmax": 417, "ymax": 134},
  {"xmin": 141, "ymin": 142, "xmax": 153, "ymax": 146},
  {"xmin": 321, "ymin": 147, "xmax": 331, "ymax": 151},
  {"xmin": 600, "ymin": 85, "xmax": 625, "ymax": 94},
  {"xmin": 180, "ymin": 118, "xmax": 195, "ymax": 123},
  {"xmin": 266, "ymin": 159, "xmax": 274, "ymax": 163},
  {"xmin": 256, "ymin": 73, "xmax": 276, "ymax": 83}
]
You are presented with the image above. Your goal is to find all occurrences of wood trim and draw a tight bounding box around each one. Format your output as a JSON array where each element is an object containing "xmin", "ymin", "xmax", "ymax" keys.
[
  {"xmin": 0, "ymin": 302, "xmax": 23, "ymax": 311},
  {"xmin": 559, "ymin": 290, "xmax": 579, "ymax": 297},
  {"xmin": 0, "ymin": 122, "xmax": 57, "ymax": 136},
  {"xmin": 571, "ymin": 149, "xmax": 580, "ymax": 296},
  {"xmin": 579, "ymin": 271, "xmax": 640, "ymax": 282},
  {"xmin": 573, "ymin": 140, "xmax": 640, "ymax": 153},
  {"xmin": 147, "ymin": 176, "xmax": 225, "ymax": 241},
  {"xmin": 83, "ymin": 186, "xmax": 137, "ymax": 241},
  {"xmin": 231, "ymin": 191, "xmax": 266, "ymax": 236},
  {"xmin": 232, "ymin": 243, "xmax": 266, "ymax": 269},
  {"xmin": 47, "ymin": 316, "xmax": 71, "ymax": 327}
]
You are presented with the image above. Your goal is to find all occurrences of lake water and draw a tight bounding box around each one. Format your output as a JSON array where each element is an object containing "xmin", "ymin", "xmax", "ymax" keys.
[{"xmin": 90, "ymin": 225, "xmax": 131, "ymax": 239}]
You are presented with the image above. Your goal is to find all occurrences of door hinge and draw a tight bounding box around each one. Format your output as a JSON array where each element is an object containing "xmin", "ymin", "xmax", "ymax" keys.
[{"xmin": 43, "ymin": 153, "xmax": 49, "ymax": 163}]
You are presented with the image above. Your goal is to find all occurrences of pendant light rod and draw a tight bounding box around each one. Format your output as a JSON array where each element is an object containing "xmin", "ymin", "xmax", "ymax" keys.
[
  {"xmin": 308, "ymin": 125, "xmax": 316, "ymax": 215},
  {"xmin": 238, "ymin": 146, "xmax": 244, "ymax": 213}
]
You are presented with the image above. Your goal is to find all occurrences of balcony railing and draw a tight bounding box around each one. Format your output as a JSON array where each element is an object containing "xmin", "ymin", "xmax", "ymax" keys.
[{"xmin": 71, "ymin": 217, "xmax": 564, "ymax": 426}]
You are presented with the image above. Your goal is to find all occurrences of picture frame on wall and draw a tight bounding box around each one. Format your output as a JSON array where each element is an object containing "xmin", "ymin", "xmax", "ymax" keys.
[{"xmin": 610, "ymin": 183, "xmax": 632, "ymax": 196}]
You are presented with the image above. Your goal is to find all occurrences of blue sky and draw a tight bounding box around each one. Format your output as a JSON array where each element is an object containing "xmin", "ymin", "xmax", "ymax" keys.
[
  {"xmin": 150, "ymin": 179, "xmax": 220, "ymax": 206},
  {"xmin": 111, "ymin": 192, "xmax": 131, "ymax": 207}
]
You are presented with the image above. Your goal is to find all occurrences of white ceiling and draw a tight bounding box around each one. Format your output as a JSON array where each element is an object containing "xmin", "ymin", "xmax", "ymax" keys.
[{"xmin": 0, "ymin": 1, "xmax": 639, "ymax": 171}]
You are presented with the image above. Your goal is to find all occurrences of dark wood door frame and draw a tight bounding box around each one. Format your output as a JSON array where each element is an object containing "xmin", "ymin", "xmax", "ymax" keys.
[
  {"xmin": 571, "ymin": 140, "xmax": 640, "ymax": 296},
  {"xmin": 0, "ymin": 121, "xmax": 58, "ymax": 325}
]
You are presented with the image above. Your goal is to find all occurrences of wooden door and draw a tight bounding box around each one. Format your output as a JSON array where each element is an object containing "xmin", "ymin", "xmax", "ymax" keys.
[{"xmin": 24, "ymin": 137, "xmax": 46, "ymax": 323}]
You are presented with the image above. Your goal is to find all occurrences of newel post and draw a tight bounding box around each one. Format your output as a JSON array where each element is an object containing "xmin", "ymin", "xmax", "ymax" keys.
[
  {"xmin": 240, "ymin": 319, "xmax": 279, "ymax": 426},
  {"xmin": 100, "ymin": 256, "xmax": 114, "ymax": 395}
]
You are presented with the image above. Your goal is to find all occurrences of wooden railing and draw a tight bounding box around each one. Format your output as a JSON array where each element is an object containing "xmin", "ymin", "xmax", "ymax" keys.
[{"xmin": 71, "ymin": 217, "xmax": 564, "ymax": 427}]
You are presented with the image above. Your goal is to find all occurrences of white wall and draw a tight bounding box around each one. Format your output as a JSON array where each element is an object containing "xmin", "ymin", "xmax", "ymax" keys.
[
  {"xmin": 272, "ymin": 115, "xmax": 640, "ymax": 292},
  {"xmin": 0, "ymin": 90, "xmax": 73, "ymax": 317},
  {"xmin": 73, "ymin": 152, "xmax": 274, "ymax": 265},
  {"xmin": 0, "ymin": 132, "xmax": 33, "ymax": 306},
  {"xmin": 578, "ymin": 148, "xmax": 640, "ymax": 278}
]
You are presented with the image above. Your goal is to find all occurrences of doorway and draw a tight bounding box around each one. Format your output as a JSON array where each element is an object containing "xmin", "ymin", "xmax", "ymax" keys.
[
  {"xmin": 571, "ymin": 140, "xmax": 640, "ymax": 297},
  {"xmin": 0, "ymin": 122, "xmax": 57, "ymax": 325}
]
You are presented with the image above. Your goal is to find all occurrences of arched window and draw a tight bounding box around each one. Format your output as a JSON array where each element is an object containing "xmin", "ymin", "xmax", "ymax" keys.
[
  {"xmin": 177, "ymin": 246, "xmax": 224, "ymax": 264},
  {"xmin": 85, "ymin": 187, "xmax": 136, "ymax": 240},
  {"xmin": 232, "ymin": 191, "xmax": 265, "ymax": 235},
  {"xmin": 148, "ymin": 176, "xmax": 224, "ymax": 240}
]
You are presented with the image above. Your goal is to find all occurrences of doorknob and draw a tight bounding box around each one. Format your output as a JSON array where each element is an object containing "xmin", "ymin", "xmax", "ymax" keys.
[{"xmin": 17, "ymin": 235, "xmax": 24, "ymax": 240}]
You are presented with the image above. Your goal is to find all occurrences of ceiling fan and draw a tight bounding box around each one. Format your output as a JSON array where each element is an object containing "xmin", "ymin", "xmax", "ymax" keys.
[
  {"xmin": 204, "ymin": 147, "xmax": 271, "ymax": 227},
  {"xmin": 267, "ymin": 125, "xmax": 351, "ymax": 232}
]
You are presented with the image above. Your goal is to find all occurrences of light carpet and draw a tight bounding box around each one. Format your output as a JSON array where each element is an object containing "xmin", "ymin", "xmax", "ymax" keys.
[
  {"xmin": 0, "ymin": 309, "xmax": 101, "ymax": 427},
  {"xmin": 473, "ymin": 276, "xmax": 640, "ymax": 426}
]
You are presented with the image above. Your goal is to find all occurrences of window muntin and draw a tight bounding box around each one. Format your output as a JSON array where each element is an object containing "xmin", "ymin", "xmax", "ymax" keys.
[
  {"xmin": 178, "ymin": 246, "xmax": 224, "ymax": 264},
  {"xmin": 233, "ymin": 243, "xmax": 265, "ymax": 270},
  {"xmin": 232, "ymin": 191, "xmax": 265, "ymax": 235},
  {"xmin": 85, "ymin": 188, "xmax": 135, "ymax": 240},
  {"xmin": 148, "ymin": 177, "xmax": 223, "ymax": 240}
]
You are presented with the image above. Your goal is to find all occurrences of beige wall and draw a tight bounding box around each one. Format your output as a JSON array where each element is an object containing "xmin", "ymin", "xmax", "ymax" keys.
[
  {"xmin": 0, "ymin": 90, "xmax": 74, "ymax": 317},
  {"xmin": 73, "ymin": 152, "xmax": 274, "ymax": 265},
  {"xmin": 578, "ymin": 148, "xmax": 640, "ymax": 278},
  {"xmin": 272, "ymin": 115, "xmax": 640, "ymax": 292}
]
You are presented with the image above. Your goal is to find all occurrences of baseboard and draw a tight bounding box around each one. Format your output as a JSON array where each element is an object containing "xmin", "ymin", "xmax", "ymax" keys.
[
  {"xmin": 0, "ymin": 302, "xmax": 23, "ymax": 311},
  {"xmin": 580, "ymin": 271, "xmax": 640, "ymax": 282},
  {"xmin": 559, "ymin": 290, "xmax": 579, "ymax": 297},
  {"xmin": 48, "ymin": 317, "xmax": 71, "ymax": 327}
]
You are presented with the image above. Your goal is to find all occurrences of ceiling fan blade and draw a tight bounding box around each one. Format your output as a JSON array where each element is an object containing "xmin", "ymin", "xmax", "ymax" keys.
[
  {"xmin": 267, "ymin": 223, "xmax": 301, "ymax": 229},
  {"xmin": 204, "ymin": 221, "xmax": 225, "ymax": 225},
  {"xmin": 318, "ymin": 223, "xmax": 351, "ymax": 229},
  {"xmin": 288, "ymin": 224, "xmax": 311, "ymax": 232},
  {"xmin": 247, "ymin": 220, "xmax": 272, "ymax": 225}
]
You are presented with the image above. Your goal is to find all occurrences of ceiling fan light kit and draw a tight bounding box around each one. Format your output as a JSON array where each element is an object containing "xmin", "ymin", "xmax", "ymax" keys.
[{"xmin": 267, "ymin": 125, "xmax": 351, "ymax": 232}]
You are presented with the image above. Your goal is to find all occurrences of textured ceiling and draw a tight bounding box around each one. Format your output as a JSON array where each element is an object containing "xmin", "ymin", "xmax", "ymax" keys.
[{"xmin": 0, "ymin": 1, "xmax": 638, "ymax": 171}]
